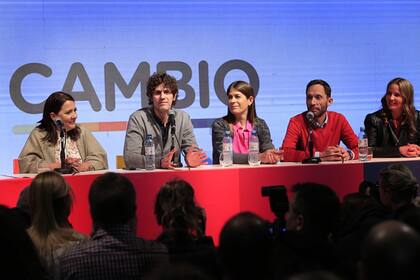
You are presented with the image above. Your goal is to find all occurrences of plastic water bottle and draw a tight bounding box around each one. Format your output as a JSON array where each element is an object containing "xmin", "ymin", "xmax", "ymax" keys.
[
  {"xmin": 144, "ymin": 134, "xmax": 155, "ymax": 170},
  {"xmin": 358, "ymin": 127, "xmax": 368, "ymax": 161},
  {"xmin": 221, "ymin": 131, "xmax": 233, "ymax": 167},
  {"xmin": 248, "ymin": 129, "xmax": 260, "ymax": 166}
]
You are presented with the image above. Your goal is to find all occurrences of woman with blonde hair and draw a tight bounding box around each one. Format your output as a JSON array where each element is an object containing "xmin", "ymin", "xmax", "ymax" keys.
[
  {"xmin": 365, "ymin": 77, "xmax": 420, "ymax": 157},
  {"xmin": 27, "ymin": 171, "xmax": 85, "ymax": 276}
]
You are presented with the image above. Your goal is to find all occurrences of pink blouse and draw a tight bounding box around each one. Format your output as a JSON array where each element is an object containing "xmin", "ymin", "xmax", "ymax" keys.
[{"xmin": 232, "ymin": 120, "xmax": 253, "ymax": 154}]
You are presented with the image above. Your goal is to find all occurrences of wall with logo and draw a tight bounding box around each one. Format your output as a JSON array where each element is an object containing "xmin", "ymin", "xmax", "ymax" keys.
[{"xmin": 1, "ymin": 0, "xmax": 420, "ymax": 173}]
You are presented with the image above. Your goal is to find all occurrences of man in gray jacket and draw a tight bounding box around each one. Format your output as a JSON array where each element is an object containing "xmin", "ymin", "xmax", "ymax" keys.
[{"xmin": 124, "ymin": 72, "xmax": 207, "ymax": 169}]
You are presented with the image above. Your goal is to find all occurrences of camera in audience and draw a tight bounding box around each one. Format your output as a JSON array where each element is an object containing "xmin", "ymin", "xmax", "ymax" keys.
[{"xmin": 261, "ymin": 185, "xmax": 289, "ymax": 237}]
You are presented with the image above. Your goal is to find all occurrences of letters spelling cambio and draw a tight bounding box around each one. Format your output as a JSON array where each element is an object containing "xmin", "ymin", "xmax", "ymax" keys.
[{"xmin": 10, "ymin": 60, "xmax": 259, "ymax": 114}]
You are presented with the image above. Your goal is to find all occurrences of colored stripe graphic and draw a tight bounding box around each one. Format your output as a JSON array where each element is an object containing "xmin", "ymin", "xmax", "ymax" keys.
[{"xmin": 12, "ymin": 118, "xmax": 216, "ymax": 134}]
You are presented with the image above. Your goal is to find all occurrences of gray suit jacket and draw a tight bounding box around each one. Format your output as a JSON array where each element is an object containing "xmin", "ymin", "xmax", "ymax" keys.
[{"xmin": 123, "ymin": 108, "xmax": 197, "ymax": 169}]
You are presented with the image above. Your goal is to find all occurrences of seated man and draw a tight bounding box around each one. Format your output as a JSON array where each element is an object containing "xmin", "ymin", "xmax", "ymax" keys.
[
  {"xmin": 282, "ymin": 79, "xmax": 358, "ymax": 162},
  {"xmin": 124, "ymin": 72, "xmax": 207, "ymax": 169},
  {"xmin": 271, "ymin": 183, "xmax": 341, "ymax": 279},
  {"xmin": 218, "ymin": 212, "xmax": 272, "ymax": 280},
  {"xmin": 58, "ymin": 172, "xmax": 169, "ymax": 280},
  {"xmin": 360, "ymin": 221, "xmax": 420, "ymax": 280},
  {"xmin": 378, "ymin": 163, "xmax": 419, "ymax": 219}
]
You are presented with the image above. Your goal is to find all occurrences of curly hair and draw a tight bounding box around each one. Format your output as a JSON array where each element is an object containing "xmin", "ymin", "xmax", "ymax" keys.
[
  {"xmin": 154, "ymin": 179, "xmax": 205, "ymax": 237},
  {"xmin": 37, "ymin": 91, "xmax": 80, "ymax": 145},
  {"xmin": 380, "ymin": 77, "xmax": 417, "ymax": 139},
  {"xmin": 146, "ymin": 72, "xmax": 178, "ymax": 106}
]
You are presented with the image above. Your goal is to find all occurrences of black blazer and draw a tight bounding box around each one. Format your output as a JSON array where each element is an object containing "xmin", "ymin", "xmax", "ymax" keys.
[{"xmin": 364, "ymin": 110, "xmax": 420, "ymax": 157}]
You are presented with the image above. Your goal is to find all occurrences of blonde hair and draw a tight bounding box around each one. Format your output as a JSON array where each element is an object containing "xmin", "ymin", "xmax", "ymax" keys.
[
  {"xmin": 27, "ymin": 171, "xmax": 82, "ymax": 263},
  {"xmin": 381, "ymin": 77, "xmax": 417, "ymax": 139}
]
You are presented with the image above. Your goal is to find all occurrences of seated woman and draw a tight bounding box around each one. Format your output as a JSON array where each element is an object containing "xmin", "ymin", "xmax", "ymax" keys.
[
  {"xmin": 365, "ymin": 77, "xmax": 420, "ymax": 157},
  {"xmin": 212, "ymin": 81, "xmax": 282, "ymax": 164},
  {"xmin": 18, "ymin": 91, "xmax": 108, "ymax": 173},
  {"xmin": 27, "ymin": 171, "xmax": 86, "ymax": 277},
  {"xmin": 154, "ymin": 179, "xmax": 220, "ymax": 279}
]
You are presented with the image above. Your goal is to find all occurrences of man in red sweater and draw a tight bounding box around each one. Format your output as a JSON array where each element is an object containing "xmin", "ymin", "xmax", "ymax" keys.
[{"xmin": 282, "ymin": 79, "xmax": 358, "ymax": 162}]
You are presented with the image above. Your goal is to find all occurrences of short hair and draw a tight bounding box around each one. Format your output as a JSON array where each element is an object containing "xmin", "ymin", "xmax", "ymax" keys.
[
  {"xmin": 361, "ymin": 221, "xmax": 420, "ymax": 280},
  {"xmin": 154, "ymin": 179, "xmax": 204, "ymax": 237},
  {"xmin": 219, "ymin": 212, "xmax": 271, "ymax": 280},
  {"xmin": 89, "ymin": 172, "xmax": 136, "ymax": 227},
  {"xmin": 379, "ymin": 164, "xmax": 418, "ymax": 204},
  {"xmin": 306, "ymin": 79, "xmax": 332, "ymax": 98},
  {"xmin": 146, "ymin": 72, "xmax": 178, "ymax": 106},
  {"xmin": 291, "ymin": 183, "xmax": 340, "ymax": 236}
]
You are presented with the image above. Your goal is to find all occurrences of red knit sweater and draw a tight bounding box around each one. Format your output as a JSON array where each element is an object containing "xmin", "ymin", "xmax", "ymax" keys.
[{"xmin": 282, "ymin": 111, "xmax": 359, "ymax": 162}]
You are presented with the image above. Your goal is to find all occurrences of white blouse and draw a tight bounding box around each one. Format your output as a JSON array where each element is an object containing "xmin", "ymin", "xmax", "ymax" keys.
[{"xmin": 54, "ymin": 135, "xmax": 82, "ymax": 163}]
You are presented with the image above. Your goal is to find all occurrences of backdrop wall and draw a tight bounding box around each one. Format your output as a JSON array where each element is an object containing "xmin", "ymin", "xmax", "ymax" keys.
[{"xmin": 1, "ymin": 0, "xmax": 420, "ymax": 174}]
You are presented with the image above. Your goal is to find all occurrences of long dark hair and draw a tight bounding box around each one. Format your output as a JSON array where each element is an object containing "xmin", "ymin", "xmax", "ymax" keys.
[
  {"xmin": 223, "ymin": 81, "xmax": 257, "ymax": 125},
  {"xmin": 154, "ymin": 179, "xmax": 205, "ymax": 238},
  {"xmin": 380, "ymin": 78, "xmax": 417, "ymax": 139},
  {"xmin": 37, "ymin": 91, "xmax": 80, "ymax": 144}
]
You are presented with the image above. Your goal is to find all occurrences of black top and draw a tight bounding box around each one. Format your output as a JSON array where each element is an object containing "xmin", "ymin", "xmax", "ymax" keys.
[
  {"xmin": 364, "ymin": 110, "xmax": 420, "ymax": 157},
  {"xmin": 152, "ymin": 110, "xmax": 170, "ymax": 147},
  {"xmin": 157, "ymin": 230, "xmax": 220, "ymax": 279},
  {"xmin": 271, "ymin": 231, "xmax": 339, "ymax": 279}
]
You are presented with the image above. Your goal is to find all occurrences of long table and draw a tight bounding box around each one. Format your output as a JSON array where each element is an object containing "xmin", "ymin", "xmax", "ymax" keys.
[{"xmin": 1, "ymin": 158, "xmax": 419, "ymax": 244}]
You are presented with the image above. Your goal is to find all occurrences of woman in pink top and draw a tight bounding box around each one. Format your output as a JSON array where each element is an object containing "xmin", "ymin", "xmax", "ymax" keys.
[{"xmin": 211, "ymin": 81, "xmax": 283, "ymax": 164}]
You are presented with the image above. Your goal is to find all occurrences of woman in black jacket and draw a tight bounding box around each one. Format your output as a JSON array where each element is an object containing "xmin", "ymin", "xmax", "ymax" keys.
[{"xmin": 364, "ymin": 77, "xmax": 420, "ymax": 157}]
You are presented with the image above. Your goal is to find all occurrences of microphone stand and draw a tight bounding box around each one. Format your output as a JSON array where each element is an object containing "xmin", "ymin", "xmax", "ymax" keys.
[
  {"xmin": 170, "ymin": 117, "xmax": 183, "ymax": 167},
  {"xmin": 170, "ymin": 123, "xmax": 177, "ymax": 164},
  {"xmin": 54, "ymin": 128, "xmax": 74, "ymax": 174},
  {"xmin": 302, "ymin": 129, "xmax": 321, "ymax": 164}
]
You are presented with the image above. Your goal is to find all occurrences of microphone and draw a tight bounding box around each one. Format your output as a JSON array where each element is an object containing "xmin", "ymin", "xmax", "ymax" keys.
[
  {"xmin": 305, "ymin": 111, "xmax": 323, "ymax": 129},
  {"xmin": 53, "ymin": 118, "xmax": 73, "ymax": 174},
  {"xmin": 302, "ymin": 111, "xmax": 321, "ymax": 164},
  {"xmin": 305, "ymin": 111, "xmax": 315, "ymax": 125},
  {"xmin": 168, "ymin": 110, "xmax": 176, "ymax": 127},
  {"xmin": 168, "ymin": 110, "xmax": 180, "ymax": 166},
  {"xmin": 55, "ymin": 118, "xmax": 64, "ymax": 132}
]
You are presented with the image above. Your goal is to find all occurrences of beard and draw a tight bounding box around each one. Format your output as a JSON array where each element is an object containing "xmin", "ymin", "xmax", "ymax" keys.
[{"xmin": 308, "ymin": 106, "xmax": 327, "ymax": 119}]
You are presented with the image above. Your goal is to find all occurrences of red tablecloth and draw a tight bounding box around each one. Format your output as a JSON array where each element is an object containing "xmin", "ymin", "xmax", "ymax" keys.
[{"xmin": 0, "ymin": 161, "xmax": 373, "ymax": 244}]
